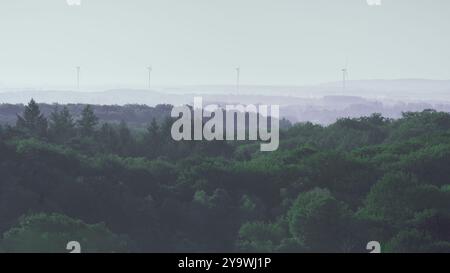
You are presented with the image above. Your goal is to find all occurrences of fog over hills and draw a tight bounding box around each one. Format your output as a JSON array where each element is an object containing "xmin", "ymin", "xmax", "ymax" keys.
[{"xmin": 1, "ymin": 79, "xmax": 450, "ymax": 125}]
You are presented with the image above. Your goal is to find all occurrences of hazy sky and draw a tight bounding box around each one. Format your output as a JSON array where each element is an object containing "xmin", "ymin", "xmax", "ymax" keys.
[{"xmin": 0, "ymin": 0, "xmax": 449, "ymax": 89}]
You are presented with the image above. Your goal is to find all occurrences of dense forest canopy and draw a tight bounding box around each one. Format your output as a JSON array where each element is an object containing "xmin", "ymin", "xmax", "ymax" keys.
[{"xmin": 0, "ymin": 99, "xmax": 449, "ymax": 252}]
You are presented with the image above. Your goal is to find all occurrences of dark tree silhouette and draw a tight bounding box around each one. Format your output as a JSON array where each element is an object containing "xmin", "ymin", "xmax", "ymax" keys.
[
  {"xmin": 16, "ymin": 99, "xmax": 48, "ymax": 138},
  {"xmin": 77, "ymin": 105, "xmax": 99, "ymax": 137},
  {"xmin": 49, "ymin": 106, "xmax": 75, "ymax": 142}
]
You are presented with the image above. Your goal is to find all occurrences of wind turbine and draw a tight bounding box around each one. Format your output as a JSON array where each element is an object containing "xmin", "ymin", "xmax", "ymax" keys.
[
  {"xmin": 147, "ymin": 66, "xmax": 152, "ymax": 89},
  {"xmin": 76, "ymin": 66, "xmax": 80, "ymax": 90},
  {"xmin": 236, "ymin": 66, "xmax": 240, "ymax": 95}
]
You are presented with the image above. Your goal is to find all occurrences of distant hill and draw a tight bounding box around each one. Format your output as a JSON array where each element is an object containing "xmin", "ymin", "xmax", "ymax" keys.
[
  {"xmin": 2, "ymin": 79, "xmax": 450, "ymax": 104},
  {"xmin": 1, "ymin": 79, "xmax": 450, "ymax": 125},
  {"xmin": 318, "ymin": 79, "xmax": 450, "ymax": 101}
]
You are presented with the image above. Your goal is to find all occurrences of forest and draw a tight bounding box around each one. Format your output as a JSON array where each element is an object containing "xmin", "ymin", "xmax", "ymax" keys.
[{"xmin": 0, "ymin": 99, "xmax": 449, "ymax": 253}]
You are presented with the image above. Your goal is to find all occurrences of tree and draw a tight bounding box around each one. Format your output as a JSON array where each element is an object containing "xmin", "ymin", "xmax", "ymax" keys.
[
  {"xmin": 144, "ymin": 118, "xmax": 161, "ymax": 158},
  {"xmin": 77, "ymin": 105, "xmax": 98, "ymax": 137},
  {"xmin": 362, "ymin": 172, "xmax": 418, "ymax": 224},
  {"xmin": 118, "ymin": 120, "xmax": 133, "ymax": 155},
  {"xmin": 16, "ymin": 99, "xmax": 48, "ymax": 138},
  {"xmin": 49, "ymin": 106, "xmax": 75, "ymax": 142},
  {"xmin": 385, "ymin": 229, "xmax": 435, "ymax": 253},
  {"xmin": 99, "ymin": 122, "xmax": 119, "ymax": 153},
  {"xmin": 236, "ymin": 221, "xmax": 287, "ymax": 252},
  {"xmin": 147, "ymin": 118, "xmax": 160, "ymax": 141},
  {"xmin": 0, "ymin": 213, "xmax": 132, "ymax": 253},
  {"xmin": 287, "ymin": 188, "xmax": 351, "ymax": 252},
  {"xmin": 188, "ymin": 189, "xmax": 237, "ymax": 251},
  {"xmin": 239, "ymin": 194, "xmax": 265, "ymax": 221}
]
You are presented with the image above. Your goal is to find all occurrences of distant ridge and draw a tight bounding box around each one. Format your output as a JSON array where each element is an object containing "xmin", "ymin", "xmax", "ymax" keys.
[{"xmin": 1, "ymin": 79, "xmax": 450, "ymax": 105}]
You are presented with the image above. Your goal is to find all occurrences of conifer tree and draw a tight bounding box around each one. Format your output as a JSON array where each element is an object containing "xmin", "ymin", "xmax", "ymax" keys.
[
  {"xmin": 16, "ymin": 99, "xmax": 48, "ymax": 137},
  {"xmin": 49, "ymin": 106, "xmax": 75, "ymax": 142},
  {"xmin": 77, "ymin": 105, "xmax": 98, "ymax": 137}
]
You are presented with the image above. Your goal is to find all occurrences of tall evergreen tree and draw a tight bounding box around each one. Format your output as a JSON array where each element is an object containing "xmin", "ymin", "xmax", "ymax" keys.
[
  {"xmin": 144, "ymin": 118, "xmax": 161, "ymax": 158},
  {"xmin": 77, "ymin": 105, "xmax": 98, "ymax": 137},
  {"xmin": 49, "ymin": 106, "xmax": 75, "ymax": 142},
  {"xmin": 16, "ymin": 99, "xmax": 48, "ymax": 137}
]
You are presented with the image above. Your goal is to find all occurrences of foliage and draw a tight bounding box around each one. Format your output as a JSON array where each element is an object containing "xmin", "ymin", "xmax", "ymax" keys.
[
  {"xmin": 0, "ymin": 213, "xmax": 131, "ymax": 253},
  {"xmin": 0, "ymin": 101, "xmax": 449, "ymax": 252}
]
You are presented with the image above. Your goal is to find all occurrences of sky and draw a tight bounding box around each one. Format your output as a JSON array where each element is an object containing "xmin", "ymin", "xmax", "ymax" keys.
[{"xmin": 0, "ymin": 0, "xmax": 449, "ymax": 89}]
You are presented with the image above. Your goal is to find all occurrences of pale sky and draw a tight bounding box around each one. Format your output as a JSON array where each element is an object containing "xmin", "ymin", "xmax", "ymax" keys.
[{"xmin": 0, "ymin": 0, "xmax": 449, "ymax": 89}]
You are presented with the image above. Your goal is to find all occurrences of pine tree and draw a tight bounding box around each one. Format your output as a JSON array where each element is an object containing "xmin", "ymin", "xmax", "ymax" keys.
[
  {"xmin": 144, "ymin": 118, "xmax": 161, "ymax": 158},
  {"xmin": 49, "ymin": 106, "xmax": 75, "ymax": 142},
  {"xmin": 16, "ymin": 99, "xmax": 48, "ymax": 137},
  {"xmin": 77, "ymin": 105, "xmax": 99, "ymax": 137}
]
